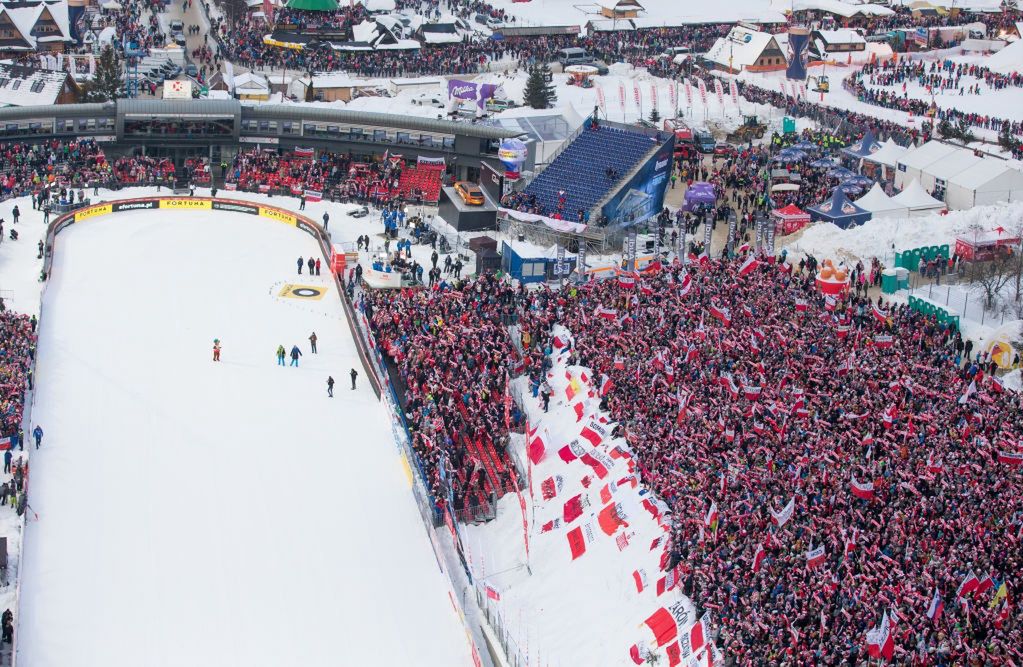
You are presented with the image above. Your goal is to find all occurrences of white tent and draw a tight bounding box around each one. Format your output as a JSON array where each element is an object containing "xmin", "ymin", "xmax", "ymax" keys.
[
  {"xmin": 855, "ymin": 183, "xmax": 910, "ymax": 219},
  {"xmin": 891, "ymin": 179, "xmax": 946, "ymax": 217},
  {"xmin": 919, "ymin": 149, "xmax": 983, "ymax": 194},
  {"xmin": 862, "ymin": 139, "xmax": 908, "ymax": 179},
  {"xmin": 946, "ymin": 159, "xmax": 1023, "ymax": 209},
  {"xmin": 894, "ymin": 140, "xmax": 960, "ymax": 190}
]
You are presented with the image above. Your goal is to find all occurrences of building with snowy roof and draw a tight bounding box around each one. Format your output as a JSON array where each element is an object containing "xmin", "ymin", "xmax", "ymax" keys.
[
  {"xmin": 0, "ymin": 0, "xmax": 73, "ymax": 54},
  {"xmin": 945, "ymin": 159, "xmax": 1023, "ymax": 209},
  {"xmin": 813, "ymin": 28, "xmax": 866, "ymax": 53},
  {"xmin": 598, "ymin": 0, "xmax": 644, "ymax": 19},
  {"xmin": 0, "ymin": 62, "xmax": 78, "ymax": 106},
  {"xmin": 703, "ymin": 25, "xmax": 787, "ymax": 73}
]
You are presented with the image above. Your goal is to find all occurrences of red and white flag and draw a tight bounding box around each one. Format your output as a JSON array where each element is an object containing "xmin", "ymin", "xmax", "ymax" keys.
[
  {"xmin": 998, "ymin": 450, "xmax": 1023, "ymax": 466},
  {"xmin": 872, "ymin": 302, "xmax": 888, "ymax": 322},
  {"xmin": 678, "ymin": 272, "xmax": 693, "ymax": 296},
  {"xmin": 873, "ymin": 334, "xmax": 894, "ymax": 349},
  {"xmin": 738, "ymin": 255, "xmax": 759, "ymax": 277},
  {"xmin": 485, "ymin": 584, "xmax": 501, "ymax": 601},
  {"xmin": 851, "ymin": 476, "xmax": 875, "ymax": 500},
  {"xmin": 752, "ymin": 544, "xmax": 766, "ymax": 572},
  {"xmin": 806, "ymin": 545, "xmax": 826, "ymax": 568},
  {"xmin": 595, "ymin": 305, "xmax": 618, "ymax": 320},
  {"xmin": 709, "ymin": 304, "xmax": 731, "ymax": 326},
  {"xmin": 926, "ymin": 454, "xmax": 943, "ymax": 474},
  {"xmin": 771, "ymin": 497, "xmax": 795, "ymax": 528},
  {"xmin": 926, "ymin": 589, "xmax": 944, "ymax": 621},
  {"xmin": 866, "ymin": 611, "xmax": 894, "ymax": 661},
  {"xmin": 795, "ymin": 298, "xmax": 808, "ymax": 312},
  {"xmin": 956, "ymin": 570, "xmax": 980, "ymax": 599},
  {"xmin": 618, "ymin": 273, "xmax": 636, "ymax": 289}
]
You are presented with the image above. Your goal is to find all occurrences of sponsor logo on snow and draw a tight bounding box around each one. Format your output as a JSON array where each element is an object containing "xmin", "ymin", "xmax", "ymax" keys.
[
  {"xmin": 160, "ymin": 199, "xmax": 211, "ymax": 209},
  {"xmin": 260, "ymin": 207, "xmax": 296, "ymax": 225}
]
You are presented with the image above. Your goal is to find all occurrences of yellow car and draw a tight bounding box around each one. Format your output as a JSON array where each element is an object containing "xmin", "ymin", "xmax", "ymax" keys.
[{"xmin": 454, "ymin": 181, "xmax": 485, "ymax": 206}]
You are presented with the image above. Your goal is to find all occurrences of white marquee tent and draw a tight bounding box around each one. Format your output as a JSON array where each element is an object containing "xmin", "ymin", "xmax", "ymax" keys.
[
  {"xmin": 855, "ymin": 183, "xmax": 910, "ymax": 219},
  {"xmin": 894, "ymin": 140, "xmax": 960, "ymax": 190},
  {"xmin": 946, "ymin": 159, "xmax": 1023, "ymax": 209},
  {"xmin": 891, "ymin": 179, "xmax": 946, "ymax": 217}
]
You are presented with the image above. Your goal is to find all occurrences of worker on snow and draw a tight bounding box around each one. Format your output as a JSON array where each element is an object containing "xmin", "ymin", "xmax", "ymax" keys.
[
  {"xmin": 297, "ymin": 256, "xmax": 304, "ymax": 274},
  {"xmin": 350, "ymin": 368, "xmax": 358, "ymax": 390},
  {"xmin": 290, "ymin": 345, "xmax": 302, "ymax": 367},
  {"xmin": 327, "ymin": 376, "xmax": 334, "ymax": 397},
  {"xmin": 276, "ymin": 345, "xmax": 286, "ymax": 366}
]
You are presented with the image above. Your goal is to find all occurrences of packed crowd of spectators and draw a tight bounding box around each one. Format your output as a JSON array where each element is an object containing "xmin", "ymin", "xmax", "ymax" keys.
[
  {"xmin": 113, "ymin": 155, "xmax": 178, "ymax": 185},
  {"xmin": 0, "ymin": 312, "xmax": 35, "ymax": 439},
  {"xmin": 0, "ymin": 140, "xmax": 112, "ymax": 200},
  {"xmin": 366, "ymin": 255, "xmax": 1021, "ymax": 663}
]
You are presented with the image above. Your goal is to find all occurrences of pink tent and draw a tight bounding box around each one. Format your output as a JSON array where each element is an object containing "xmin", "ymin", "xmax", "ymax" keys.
[{"xmin": 771, "ymin": 204, "xmax": 811, "ymax": 235}]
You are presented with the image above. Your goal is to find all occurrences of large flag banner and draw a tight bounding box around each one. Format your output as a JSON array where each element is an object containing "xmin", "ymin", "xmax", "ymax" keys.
[
  {"xmin": 866, "ymin": 611, "xmax": 894, "ymax": 661},
  {"xmin": 650, "ymin": 82, "xmax": 659, "ymax": 110},
  {"xmin": 597, "ymin": 86, "xmax": 606, "ymax": 111},
  {"xmin": 806, "ymin": 545, "xmax": 826, "ymax": 568},
  {"xmin": 698, "ymin": 78, "xmax": 708, "ymax": 104},
  {"xmin": 771, "ymin": 497, "xmax": 795, "ymax": 528},
  {"xmin": 729, "ymin": 79, "xmax": 739, "ymax": 106},
  {"xmin": 685, "ymin": 79, "xmax": 694, "ymax": 107},
  {"xmin": 619, "ymin": 81, "xmax": 627, "ymax": 109},
  {"xmin": 851, "ymin": 476, "xmax": 875, "ymax": 500},
  {"xmin": 713, "ymin": 78, "xmax": 724, "ymax": 106}
]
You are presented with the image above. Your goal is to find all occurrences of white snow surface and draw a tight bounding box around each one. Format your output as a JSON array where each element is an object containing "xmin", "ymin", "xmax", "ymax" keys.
[
  {"xmin": 485, "ymin": 0, "xmax": 784, "ymax": 27},
  {"xmin": 18, "ymin": 207, "xmax": 472, "ymax": 666},
  {"xmin": 461, "ymin": 326, "xmax": 703, "ymax": 667},
  {"xmin": 783, "ymin": 201, "xmax": 1023, "ymax": 265}
]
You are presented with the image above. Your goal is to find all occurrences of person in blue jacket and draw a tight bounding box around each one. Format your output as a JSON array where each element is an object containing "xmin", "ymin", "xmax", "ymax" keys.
[
  {"xmin": 290, "ymin": 345, "xmax": 302, "ymax": 367},
  {"xmin": 32, "ymin": 425, "xmax": 42, "ymax": 449}
]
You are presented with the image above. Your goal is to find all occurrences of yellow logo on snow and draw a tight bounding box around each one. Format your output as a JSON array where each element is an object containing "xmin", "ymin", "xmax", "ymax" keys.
[
  {"xmin": 74, "ymin": 204, "xmax": 111, "ymax": 221},
  {"xmin": 279, "ymin": 284, "xmax": 327, "ymax": 300},
  {"xmin": 160, "ymin": 198, "xmax": 212, "ymax": 209},
  {"xmin": 260, "ymin": 207, "xmax": 296, "ymax": 225}
]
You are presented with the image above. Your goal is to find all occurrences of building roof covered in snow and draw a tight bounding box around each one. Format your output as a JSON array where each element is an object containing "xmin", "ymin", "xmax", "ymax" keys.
[
  {"xmin": 949, "ymin": 159, "xmax": 1023, "ymax": 192},
  {"xmin": 855, "ymin": 183, "xmax": 910, "ymax": 218},
  {"xmin": 986, "ymin": 37, "xmax": 1023, "ymax": 74},
  {"xmin": 704, "ymin": 26, "xmax": 783, "ymax": 72},
  {"xmin": 925, "ymin": 150, "xmax": 985, "ymax": 181},
  {"xmin": 779, "ymin": 0, "xmax": 893, "ymax": 17},
  {"xmin": 814, "ymin": 29, "xmax": 866, "ymax": 47},
  {"xmin": 0, "ymin": 62, "xmax": 77, "ymax": 106},
  {"xmin": 0, "ymin": 0, "xmax": 73, "ymax": 51}
]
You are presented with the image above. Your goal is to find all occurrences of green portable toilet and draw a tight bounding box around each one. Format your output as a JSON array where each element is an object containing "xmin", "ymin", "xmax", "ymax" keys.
[
  {"xmin": 940, "ymin": 244, "xmax": 950, "ymax": 259},
  {"xmin": 783, "ymin": 117, "xmax": 796, "ymax": 134},
  {"xmin": 881, "ymin": 269, "xmax": 898, "ymax": 294},
  {"xmin": 896, "ymin": 267, "xmax": 910, "ymax": 290}
]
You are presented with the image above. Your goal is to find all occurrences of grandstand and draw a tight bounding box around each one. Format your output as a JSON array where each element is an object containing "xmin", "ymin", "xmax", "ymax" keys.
[
  {"xmin": 397, "ymin": 162, "xmax": 444, "ymax": 202},
  {"xmin": 519, "ymin": 121, "xmax": 668, "ymax": 222}
]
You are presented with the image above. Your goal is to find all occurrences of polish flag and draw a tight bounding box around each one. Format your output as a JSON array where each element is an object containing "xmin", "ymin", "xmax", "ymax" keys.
[
  {"xmin": 737, "ymin": 242, "xmax": 750, "ymax": 254},
  {"xmin": 752, "ymin": 544, "xmax": 766, "ymax": 572},
  {"xmin": 866, "ymin": 611, "xmax": 894, "ymax": 661},
  {"xmin": 678, "ymin": 272, "xmax": 693, "ymax": 296},
  {"xmin": 614, "ymin": 355, "xmax": 625, "ymax": 370},
  {"xmin": 599, "ymin": 374, "xmax": 613, "ymax": 397},
  {"xmin": 738, "ymin": 255, "xmax": 759, "ymax": 277},
  {"xmin": 872, "ymin": 302, "xmax": 888, "ymax": 322},
  {"xmin": 485, "ymin": 584, "xmax": 501, "ymax": 601},
  {"xmin": 824, "ymin": 295, "xmax": 837, "ymax": 311},
  {"xmin": 806, "ymin": 545, "xmax": 826, "ymax": 568},
  {"xmin": 956, "ymin": 570, "xmax": 980, "ymax": 599},
  {"xmin": 926, "ymin": 589, "xmax": 944, "ymax": 621},
  {"xmin": 710, "ymin": 304, "xmax": 731, "ymax": 326},
  {"xmin": 836, "ymin": 324, "xmax": 851, "ymax": 339},
  {"xmin": 580, "ymin": 420, "xmax": 609, "ymax": 448},
  {"xmin": 851, "ymin": 476, "xmax": 875, "ymax": 500},
  {"xmin": 595, "ymin": 305, "xmax": 618, "ymax": 320},
  {"xmin": 743, "ymin": 384, "xmax": 762, "ymax": 401},
  {"xmin": 618, "ymin": 273, "xmax": 636, "ymax": 289},
  {"xmin": 873, "ymin": 334, "xmax": 894, "ymax": 349},
  {"xmin": 975, "ymin": 575, "xmax": 994, "ymax": 596},
  {"xmin": 845, "ymin": 527, "xmax": 859, "ymax": 554},
  {"xmin": 676, "ymin": 391, "xmax": 691, "ymax": 424},
  {"xmin": 989, "ymin": 375, "xmax": 1005, "ymax": 394},
  {"xmin": 704, "ymin": 501, "xmax": 719, "ymax": 534},
  {"xmin": 998, "ymin": 450, "xmax": 1023, "ymax": 466},
  {"xmin": 795, "ymin": 298, "xmax": 808, "ymax": 312},
  {"xmin": 926, "ymin": 454, "xmax": 943, "ymax": 474}
]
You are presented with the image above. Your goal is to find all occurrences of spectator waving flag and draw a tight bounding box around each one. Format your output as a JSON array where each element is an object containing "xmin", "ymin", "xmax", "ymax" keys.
[
  {"xmin": 709, "ymin": 304, "xmax": 731, "ymax": 326},
  {"xmin": 806, "ymin": 545, "xmax": 826, "ymax": 568},
  {"xmin": 998, "ymin": 450, "xmax": 1023, "ymax": 466},
  {"xmin": 926, "ymin": 589, "xmax": 944, "ymax": 621},
  {"xmin": 752, "ymin": 544, "xmax": 766, "ymax": 572},
  {"xmin": 956, "ymin": 570, "xmax": 980, "ymax": 599},
  {"xmin": 872, "ymin": 302, "xmax": 888, "ymax": 322},
  {"xmin": 737, "ymin": 255, "xmax": 759, "ymax": 278},
  {"xmin": 771, "ymin": 497, "xmax": 795, "ymax": 528},
  {"xmin": 866, "ymin": 611, "xmax": 894, "ymax": 661},
  {"xmin": 851, "ymin": 476, "xmax": 875, "ymax": 500}
]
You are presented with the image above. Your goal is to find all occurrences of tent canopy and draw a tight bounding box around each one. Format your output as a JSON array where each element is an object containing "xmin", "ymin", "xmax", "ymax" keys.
[
  {"xmin": 772, "ymin": 203, "xmax": 810, "ymax": 220},
  {"xmin": 891, "ymin": 178, "xmax": 945, "ymax": 212},
  {"xmin": 808, "ymin": 187, "xmax": 872, "ymax": 229},
  {"xmin": 862, "ymin": 138, "xmax": 907, "ymax": 169},
  {"xmin": 855, "ymin": 183, "xmax": 909, "ymax": 219},
  {"xmin": 841, "ymin": 130, "xmax": 881, "ymax": 160},
  {"xmin": 286, "ymin": 0, "xmax": 340, "ymax": 10}
]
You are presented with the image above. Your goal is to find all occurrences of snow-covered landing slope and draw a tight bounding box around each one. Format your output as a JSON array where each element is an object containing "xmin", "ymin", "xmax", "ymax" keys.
[{"xmin": 18, "ymin": 210, "xmax": 471, "ymax": 667}]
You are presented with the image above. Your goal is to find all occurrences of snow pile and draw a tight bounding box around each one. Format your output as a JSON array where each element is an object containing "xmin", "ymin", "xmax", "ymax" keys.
[
  {"xmin": 784, "ymin": 201, "xmax": 1023, "ymax": 264},
  {"xmin": 462, "ymin": 327, "xmax": 718, "ymax": 667}
]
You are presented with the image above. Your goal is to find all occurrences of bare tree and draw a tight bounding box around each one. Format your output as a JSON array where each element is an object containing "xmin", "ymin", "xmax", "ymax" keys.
[{"xmin": 974, "ymin": 250, "xmax": 1020, "ymax": 311}]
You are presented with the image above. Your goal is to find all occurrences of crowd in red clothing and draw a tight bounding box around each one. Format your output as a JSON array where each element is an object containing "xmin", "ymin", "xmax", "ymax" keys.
[
  {"xmin": 365, "ymin": 255, "xmax": 1021, "ymax": 664},
  {"xmin": 0, "ymin": 311, "xmax": 36, "ymax": 439},
  {"xmin": 112, "ymin": 156, "xmax": 178, "ymax": 185},
  {"xmin": 0, "ymin": 140, "xmax": 111, "ymax": 200}
]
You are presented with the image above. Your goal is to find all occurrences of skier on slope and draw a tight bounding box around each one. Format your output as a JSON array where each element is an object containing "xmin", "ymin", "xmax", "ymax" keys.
[
  {"xmin": 276, "ymin": 345, "xmax": 286, "ymax": 366},
  {"xmin": 290, "ymin": 345, "xmax": 302, "ymax": 367},
  {"xmin": 213, "ymin": 339, "xmax": 221, "ymax": 362}
]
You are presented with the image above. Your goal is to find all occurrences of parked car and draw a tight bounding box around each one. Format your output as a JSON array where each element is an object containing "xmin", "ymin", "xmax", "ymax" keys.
[
  {"xmin": 185, "ymin": 63, "xmax": 198, "ymax": 78},
  {"xmin": 454, "ymin": 181, "xmax": 485, "ymax": 206},
  {"xmin": 713, "ymin": 143, "xmax": 737, "ymax": 157},
  {"xmin": 169, "ymin": 19, "xmax": 184, "ymax": 32},
  {"xmin": 411, "ymin": 93, "xmax": 445, "ymax": 108},
  {"xmin": 486, "ymin": 98, "xmax": 517, "ymax": 112},
  {"xmin": 172, "ymin": 31, "xmax": 186, "ymax": 46}
]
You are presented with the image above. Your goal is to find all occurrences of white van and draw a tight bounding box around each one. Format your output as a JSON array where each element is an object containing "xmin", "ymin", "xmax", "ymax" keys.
[{"xmin": 557, "ymin": 47, "xmax": 592, "ymax": 67}]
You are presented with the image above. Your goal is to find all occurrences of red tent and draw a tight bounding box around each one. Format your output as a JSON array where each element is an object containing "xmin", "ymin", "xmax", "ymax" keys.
[{"xmin": 771, "ymin": 204, "xmax": 811, "ymax": 235}]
